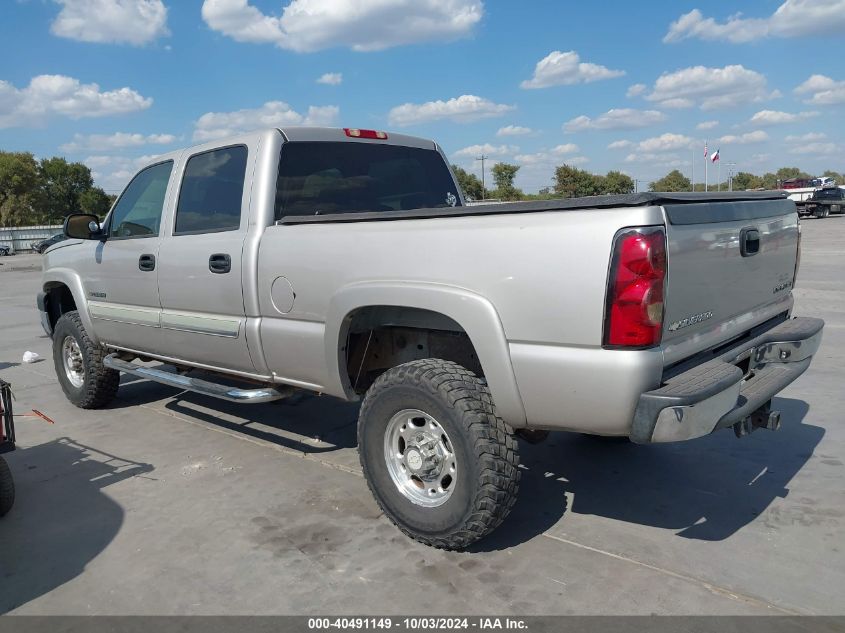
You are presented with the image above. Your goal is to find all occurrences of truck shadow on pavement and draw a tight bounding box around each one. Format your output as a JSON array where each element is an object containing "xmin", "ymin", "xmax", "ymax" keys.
[
  {"xmin": 477, "ymin": 397, "xmax": 821, "ymax": 551},
  {"xmin": 0, "ymin": 437, "xmax": 153, "ymax": 613},
  {"xmin": 106, "ymin": 379, "xmax": 823, "ymax": 551}
]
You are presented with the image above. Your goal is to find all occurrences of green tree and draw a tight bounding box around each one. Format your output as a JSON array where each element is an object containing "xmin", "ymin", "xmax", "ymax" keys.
[
  {"xmin": 649, "ymin": 169, "xmax": 691, "ymax": 192},
  {"xmin": 554, "ymin": 164, "xmax": 603, "ymax": 198},
  {"xmin": 775, "ymin": 167, "xmax": 811, "ymax": 184},
  {"xmin": 451, "ymin": 164, "xmax": 485, "ymax": 201},
  {"xmin": 490, "ymin": 162, "xmax": 523, "ymax": 200},
  {"xmin": 759, "ymin": 172, "xmax": 779, "ymax": 189},
  {"xmin": 732, "ymin": 172, "xmax": 762, "ymax": 191},
  {"xmin": 78, "ymin": 187, "xmax": 114, "ymax": 218},
  {"xmin": 0, "ymin": 151, "xmax": 45, "ymax": 226},
  {"xmin": 39, "ymin": 157, "xmax": 95, "ymax": 223},
  {"xmin": 602, "ymin": 170, "xmax": 635, "ymax": 194}
]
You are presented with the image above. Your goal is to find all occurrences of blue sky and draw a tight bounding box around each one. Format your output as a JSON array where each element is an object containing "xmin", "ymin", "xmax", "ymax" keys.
[{"xmin": 1, "ymin": 0, "xmax": 844, "ymax": 193}]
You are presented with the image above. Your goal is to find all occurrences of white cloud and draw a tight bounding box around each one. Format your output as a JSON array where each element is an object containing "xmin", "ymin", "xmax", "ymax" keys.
[
  {"xmin": 192, "ymin": 101, "xmax": 339, "ymax": 141},
  {"xmin": 0, "ymin": 74, "xmax": 152, "ymax": 129},
  {"xmin": 785, "ymin": 132, "xmax": 827, "ymax": 142},
  {"xmin": 512, "ymin": 144, "xmax": 581, "ymax": 166},
  {"xmin": 84, "ymin": 153, "xmax": 162, "ymax": 192},
  {"xmin": 626, "ymin": 83, "xmax": 646, "ymax": 98},
  {"xmin": 608, "ymin": 140, "xmax": 633, "ymax": 150},
  {"xmin": 520, "ymin": 50, "xmax": 625, "ymax": 89},
  {"xmin": 748, "ymin": 109, "xmax": 818, "ymax": 125},
  {"xmin": 783, "ymin": 132, "xmax": 838, "ymax": 158},
  {"xmin": 453, "ymin": 143, "xmax": 518, "ymax": 158},
  {"xmin": 51, "ymin": 0, "xmax": 169, "ymax": 45},
  {"xmin": 696, "ymin": 120, "xmax": 719, "ymax": 130},
  {"xmin": 664, "ymin": 1, "xmax": 845, "ymax": 44},
  {"xmin": 645, "ymin": 65, "xmax": 774, "ymax": 110},
  {"xmin": 316, "ymin": 72, "xmax": 342, "ymax": 85},
  {"xmin": 636, "ymin": 133, "xmax": 695, "ymax": 153},
  {"xmin": 624, "ymin": 152, "xmax": 687, "ymax": 167},
  {"xmin": 201, "ymin": 0, "xmax": 483, "ymax": 52},
  {"xmin": 496, "ymin": 125, "xmax": 532, "ymax": 137},
  {"xmin": 794, "ymin": 74, "xmax": 845, "ymax": 105},
  {"xmin": 388, "ymin": 95, "xmax": 514, "ymax": 126},
  {"xmin": 563, "ymin": 108, "xmax": 666, "ymax": 132},
  {"xmin": 717, "ymin": 130, "xmax": 769, "ymax": 145},
  {"xmin": 60, "ymin": 132, "xmax": 177, "ymax": 152}
]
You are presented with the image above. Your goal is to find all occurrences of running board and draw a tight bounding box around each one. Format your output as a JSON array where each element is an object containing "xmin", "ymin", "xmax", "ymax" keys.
[{"xmin": 104, "ymin": 355, "xmax": 293, "ymax": 404}]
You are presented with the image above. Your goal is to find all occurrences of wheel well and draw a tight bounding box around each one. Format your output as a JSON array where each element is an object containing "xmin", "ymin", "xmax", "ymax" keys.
[
  {"xmin": 44, "ymin": 283, "xmax": 77, "ymax": 330},
  {"xmin": 343, "ymin": 306, "xmax": 483, "ymax": 394}
]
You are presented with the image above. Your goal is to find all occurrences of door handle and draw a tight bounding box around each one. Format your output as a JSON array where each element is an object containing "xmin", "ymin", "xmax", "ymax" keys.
[
  {"xmin": 209, "ymin": 253, "xmax": 231, "ymax": 274},
  {"xmin": 740, "ymin": 227, "xmax": 760, "ymax": 257},
  {"xmin": 138, "ymin": 254, "xmax": 156, "ymax": 271}
]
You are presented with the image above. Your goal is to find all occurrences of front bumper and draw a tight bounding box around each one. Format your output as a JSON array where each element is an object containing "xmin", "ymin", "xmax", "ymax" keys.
[{"xmin": 631, "ymin": 317, "xmax": 824, "ymax": 443}]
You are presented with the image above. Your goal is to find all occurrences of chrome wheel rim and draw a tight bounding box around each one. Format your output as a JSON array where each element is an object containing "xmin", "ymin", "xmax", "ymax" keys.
[
  {"xmin": 62, "ymin": 336, "xmax": 85, "ymax": 388},
  {"xmin": 383, "ymin": 409, "xmax": 456, "ymax": 507}
]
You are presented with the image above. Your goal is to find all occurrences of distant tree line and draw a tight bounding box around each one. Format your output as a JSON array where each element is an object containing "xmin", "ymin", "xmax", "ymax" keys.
[
  {"xmin": 649, "ymin": 167, "xmax": 845, "ymax": 193},
  {"xmin": 0, "ymin": 151, "xmax": 115, "ymax": 227},
  {"xmin": 453, "ymin": 162, "xmax": 636, "ymax": 201}
]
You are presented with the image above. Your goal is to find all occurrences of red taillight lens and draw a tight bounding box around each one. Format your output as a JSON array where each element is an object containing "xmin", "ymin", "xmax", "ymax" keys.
[
  {"xmin": 604, "ymin": 229, "xmax": 667, "ymax": 348},
  {"xmin": 344, "ymin": 128, "xmax": 388, "ymax": 140}
]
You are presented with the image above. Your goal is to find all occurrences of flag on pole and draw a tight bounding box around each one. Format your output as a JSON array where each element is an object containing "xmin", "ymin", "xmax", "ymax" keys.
[
  {"xmin": 711, "ymin": 148, "xmax": 720, "ymax": 163},
  {"xmin": 704, "ymin": 141, "xmax": 708, "ymax": 157}
]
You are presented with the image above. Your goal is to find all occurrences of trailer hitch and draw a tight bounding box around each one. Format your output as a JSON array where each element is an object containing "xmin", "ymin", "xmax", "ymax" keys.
[{"xmin": 734, "ymin": 401, "xmax": 781, "ymax": 438}]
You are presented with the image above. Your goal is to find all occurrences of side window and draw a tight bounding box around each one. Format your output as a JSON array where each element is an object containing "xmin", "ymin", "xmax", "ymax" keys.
[
  {"xmin": 108, "ymin": 161, "xmax": 173, "ymax": 239},
  {"xmin": 174, "ymin": 146, "xmax": 248, "ymax": 235}
]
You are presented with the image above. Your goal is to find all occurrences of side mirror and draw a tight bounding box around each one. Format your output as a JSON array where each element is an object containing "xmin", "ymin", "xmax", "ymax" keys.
[{"xmin": 64, "ymin": 214, "xmax": 103, "ymax": 240}]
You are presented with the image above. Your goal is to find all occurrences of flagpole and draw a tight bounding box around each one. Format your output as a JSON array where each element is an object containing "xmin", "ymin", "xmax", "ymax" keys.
[
  {"xmin": 718, "ymin": 159, "xmax": 721, "ymax": 192},
  {"xmin": 705, "ymin": 147, "xmax": 708, "ymax": 192},
  {"xmin": 691, "ymin": 150, "xmax": 694, "ymax": 191}
]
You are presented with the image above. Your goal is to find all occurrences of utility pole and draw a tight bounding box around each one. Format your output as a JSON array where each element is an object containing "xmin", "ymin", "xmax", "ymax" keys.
[
  {"xmin": 726, "ymin": 162, "xmax": 737, "ymax": 191},
  {"xmin": 475, "ymin": 154, "xmax": 488, "ymax": 199}
]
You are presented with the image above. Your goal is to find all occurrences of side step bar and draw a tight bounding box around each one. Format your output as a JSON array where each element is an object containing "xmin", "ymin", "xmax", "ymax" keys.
[{"xmin": 104, "ymin": 355, "xmax": 292, "ymax": 404}]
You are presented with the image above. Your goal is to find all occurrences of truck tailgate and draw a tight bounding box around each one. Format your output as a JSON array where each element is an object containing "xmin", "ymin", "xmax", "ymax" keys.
[{"xmin": 661, "ymin": 198, "xmax": 799, "ymax": 364}]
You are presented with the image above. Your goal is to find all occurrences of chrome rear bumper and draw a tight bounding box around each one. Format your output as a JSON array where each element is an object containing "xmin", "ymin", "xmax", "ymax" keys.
[{"xmin": 631, "ymin": 317, "xmax": 824, "ymax": 443}]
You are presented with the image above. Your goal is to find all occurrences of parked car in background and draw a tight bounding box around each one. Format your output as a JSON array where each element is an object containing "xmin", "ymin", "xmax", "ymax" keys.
[
  {"xmin": 32, "ymin": 234, "xmax": 66, "ymax": 254},
  {"xmin": 802, "ymin": 186, "xmax": 845, "ymax": 218},
  {"xmin": 0, "ymin": 244, "xmax": 12, "ymax": 256}
]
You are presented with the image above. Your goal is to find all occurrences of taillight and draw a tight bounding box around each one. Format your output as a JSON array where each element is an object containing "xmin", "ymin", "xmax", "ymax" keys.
[
  {"xmin": 604, "ymin": 228, "xmax": 667, "ymax": 348},
  {"xmin": 344, "ymin": 128, "xmax": 388, "ymax": 140},
  {"xmin": 793, "ymin": 222, "xmax": 802, "ymax": 287}
]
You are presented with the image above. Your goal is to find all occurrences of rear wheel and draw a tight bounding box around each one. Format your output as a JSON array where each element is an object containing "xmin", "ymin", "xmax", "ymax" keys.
[
  {"xmin": 52, "ymin": 311, "xmax": 119, "ymax": 409},
  {"xmin": 358, "ymin": 359, "xmax": 520, "ymax": 550},
  {"xmin": 0, "ymin": 456, "xmax": 14, "ymax": 517}
]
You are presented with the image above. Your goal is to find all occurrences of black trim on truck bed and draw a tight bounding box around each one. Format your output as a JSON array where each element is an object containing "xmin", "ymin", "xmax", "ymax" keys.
[{"xmin": 279, "ymin": 191, "xmax": 790, "ymax": 225}]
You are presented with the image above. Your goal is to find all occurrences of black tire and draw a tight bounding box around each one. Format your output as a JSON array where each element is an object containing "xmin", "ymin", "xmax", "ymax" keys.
[
  {"xmin": 0, "ymin": 456, "xmax": 14, "ymax": 518},
  {"xmin": 357, "ymin": 359, "xmax": 520, "ymax": 550},
  {"xmin": 814, "ymin": 208, "xmax": 825, "ymax": 219},
  {"xmin": 52, "ymin": 310, "xmax": 119, "ymax": 409}
]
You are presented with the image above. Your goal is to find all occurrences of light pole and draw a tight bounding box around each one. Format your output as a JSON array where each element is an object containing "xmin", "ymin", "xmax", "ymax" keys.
[
  {"xmin": 475, "ymin": 154, "xmax": 488, "ymax": 200},
  {"xmin": 726, "ymin": 162, "xmax": 737, "ymax": 191}
]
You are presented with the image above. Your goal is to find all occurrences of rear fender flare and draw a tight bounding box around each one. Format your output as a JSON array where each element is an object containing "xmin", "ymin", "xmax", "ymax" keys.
[{"xmin": 324, "ymin": 282, "xmax": 527, "ymax": 427}]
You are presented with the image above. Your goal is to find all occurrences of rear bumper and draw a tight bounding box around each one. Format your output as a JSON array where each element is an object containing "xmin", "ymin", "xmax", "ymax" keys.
[{"xmin": 631, "ymin": 317, "xmax": 824, "ymax": 443}]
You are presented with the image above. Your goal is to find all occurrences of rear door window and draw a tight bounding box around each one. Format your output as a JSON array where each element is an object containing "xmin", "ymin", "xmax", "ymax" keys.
[
  {"xmin": 175, "ymin": 145, "xmax": 248, "ymax": 235},
  {"xmin": 275, "ymin": 142, "xmax": 460, "ymax": 219}
]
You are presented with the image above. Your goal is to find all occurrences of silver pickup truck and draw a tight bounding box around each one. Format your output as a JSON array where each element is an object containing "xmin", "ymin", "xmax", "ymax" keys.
[{"xmin": 38, "ymin": 127, "xmax": 823, "ymax": 549}]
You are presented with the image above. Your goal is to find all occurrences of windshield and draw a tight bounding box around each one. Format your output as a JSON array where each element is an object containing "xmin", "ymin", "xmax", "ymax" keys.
[
  {"xmin": 275, "ymin": 141, "xmax": 460, "ymax": 219},
  {"xmin": 815, "ymin": 189, "xmax": 841, "ymax": 199}
]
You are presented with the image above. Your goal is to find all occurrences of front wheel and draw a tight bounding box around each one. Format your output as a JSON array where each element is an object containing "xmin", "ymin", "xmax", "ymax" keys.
[
  {"xmin": 357, "ymin": 359, "xmax": 520, "ymax": 550},
  {"xmin": 52, "ymin": 311, "xmax": 119, "ymax": 409}
]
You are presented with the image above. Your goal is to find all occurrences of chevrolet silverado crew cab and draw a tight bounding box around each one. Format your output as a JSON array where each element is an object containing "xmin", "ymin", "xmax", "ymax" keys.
[{"xmin": 38, "ymin": 127, "xmax": 823, "ymax": 549}]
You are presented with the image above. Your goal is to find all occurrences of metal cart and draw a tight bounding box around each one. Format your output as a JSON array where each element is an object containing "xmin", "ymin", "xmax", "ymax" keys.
[{"xmin": 0, "ymin": 379, "xmax": 16, "ymax": 517}]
